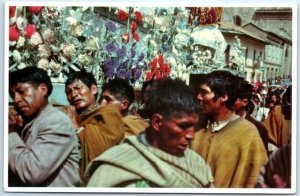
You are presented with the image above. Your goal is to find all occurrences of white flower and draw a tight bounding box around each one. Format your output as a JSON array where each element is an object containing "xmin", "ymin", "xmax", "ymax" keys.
[
  {"xmin": 61, "ymin": 44, "xmax": 76, "ymax": 59},
  {"xmin": 167, "ymin": 57, "xmax": 176, "ymax": 67},
  {"xmin": 12, "ymin": 50, "xmax": 22, "ymax": 63},
  {"xmin": 29, "ymin": 32, "xmax": 43, "ymax": 46},
  {"xmin": 37, "ymin": 59, "xmax": 49, "ymax": 70},
  {"xmin": 38, "ymin": 44, "xmax": 51, "ymax": 59},
  {"xmin": 16, "ymin": 36, "xmax": 25, "ymax": 48},
  {"xmin": 49, "ymin": 60, "xmax": 61, "ymax": 73},
  {"xmin": 78, "ymin": 54, "xmax": 93, "ymax": 66},
  {"xmin": 17, "ymin": 63, "xmax": 26, "ymax": 69},
  {"xmin": 84, "ymin": 37, "xmax": 99, "ymax": 51},
  {"xmin": 42, "ymin": 29, "xmax": 55, "ymax": 43},
  {"xmin": 66, "ymin": 16, "xmax": 78, "ymax": 26},
  {"xmin": 149, "ymin": 40, "xmax": 157, "ymax": 47},
  {"xmin": 16, "ymin": 17, "xmax": 25, "ymax": 30},
  {"xmin": 70, "ymin": 25, "xmax": 84, "ymax": 37}
]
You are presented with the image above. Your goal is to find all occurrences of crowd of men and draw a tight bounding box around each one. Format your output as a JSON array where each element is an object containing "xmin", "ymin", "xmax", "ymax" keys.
[{"xmin": 8, "ymin": 66, "xmax": 292, "ymax": 188}]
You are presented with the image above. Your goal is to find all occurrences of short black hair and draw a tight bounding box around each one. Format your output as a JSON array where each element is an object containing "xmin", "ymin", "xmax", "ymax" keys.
[
  {"xmin": 203, "ymin": 70, "xmax": 239, "ymax": 109},
  {"xmin": 144, "ymin": 78, "xmax": 200, "ymax": 120},
  {"xmin": 102, "ymin": 77, "xmax": 135, "ymax": 107},
  {"xmin": 65, "ymin": 71, "xmax": 98, "ymax": 99},
  {"xmin": 9, "ymin": 66, "xmax": 53, "ymax": 98}
]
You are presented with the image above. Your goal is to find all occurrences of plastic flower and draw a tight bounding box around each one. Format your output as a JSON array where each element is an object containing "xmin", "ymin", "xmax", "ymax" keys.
[
  {"xmin": 116, "ymin": 46, "xmax": 127, "ymax": 59},
  {"xmin": 28, "ymin": 6, "xmax": 43, "ymax": 14},
  {"xmin": 84, "ymin": 37, "xmax": 99, "ymax": 51},
  {"xmin": 9, "ymin": 6, "xmax": 16, "ymax": 18},
  {"xmin": 38, "ymin": 44, "xmax": 52, "ymax": 58},
  {"xmin": 125, "ymin": 69, "xmax": 132, "ymax": 79},
  {"xmin": 25, "ymin": 24, "xmax": 37, "ymax": 39},
  {"xmin": 16, "ymin": 36, "xmax": 25, "ymax": 48},
  {"xmin": 37, "ymin": 59, "xmax": 49, "ymax": 70},
  {"xmin": 16, "ymin": 17, "xmax": 26, "ymax": 30},
  {"xmin": 29, "ymin": 32, "xmax": 42, "ymax": 46},
  {"xmin": 131, "ymin": 21, "xmax": 137, "ymax": 33},
  {"xmin": 42, "ymin": 29, "xmax": 55, "ymax": 43},
  {"xmin": 117, "ymin": 10, "xmax": 128, "ymax": 21},
  {"xmin": 49, "ymin": 60, "xmax": 61, "ymax": 73},
  {"xmin": 106, "ymin": 21, "xmax": 116, "ymax": 32},
  {"xmin": 70, "ymin": 25, "xmax": 84, "ymax": 37},
  {"xmin": 78, "ymin": 54, "xmax": 93, "ymax": 66},
  {"xmin": 132, "ymin": 33, "xmax": 140, "ymax": 42},
  {"xmin": 12, "ymin": 50, "xmax": 22, "ymax": 63},
  {"xmin": 9, "ymin": 27, "xmax": 20, "ymax": 41},
  {"xmin": 61, "ymin": 44, "xmax": 76, "ymax": 59},
  {"xmin": 117, "ymin": 69, "xmax": 127, "ymax": 79},
  {"xmin": 130, "ymin": 48, "xmax": 136, "ymax": 58},
  {"xmin": 133, "ymin": 68, "xmax": 142, "ymax": 80},
  {"xmin": 106, "ymin": 42, "xmax": 117, "ymax": 52},
  {"xmin": 134, "ymin": 11, "xmax": 143, "ymax": 23},
  {"xmin": 121, "ymin": 33, "xmax": 130, "ymax": 44}
]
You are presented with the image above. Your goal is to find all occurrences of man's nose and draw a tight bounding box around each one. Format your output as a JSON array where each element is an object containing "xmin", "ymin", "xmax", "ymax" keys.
[
  {"xmin": 13, "ymin": 93, "xmax": 22, "ymax": 103},
  {"xmin": 197, "ymin": 93, "xmax": 203, "ymax": 100},
  {"xmin": 185, "ymin": 130, "xmax": 195, "ymax": 141}
]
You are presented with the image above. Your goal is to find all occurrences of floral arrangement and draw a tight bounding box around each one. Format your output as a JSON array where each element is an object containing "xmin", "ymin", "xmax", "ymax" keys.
[{"xmin": 9, "ymin": 6, "xmax": 240, "ymax": 88}]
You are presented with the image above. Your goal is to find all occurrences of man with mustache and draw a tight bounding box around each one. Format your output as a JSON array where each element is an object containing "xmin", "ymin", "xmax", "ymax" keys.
[
  {"xmin": 64, "ymin": 71, "xmax": 124, "ymax": 185},
  {"xmin": 8, "ymin": 66, "xmax": 81, "ymax": 186},
  {"xmin": 86, "ymin": 78, "xmax": 214, "ymax": 187}
]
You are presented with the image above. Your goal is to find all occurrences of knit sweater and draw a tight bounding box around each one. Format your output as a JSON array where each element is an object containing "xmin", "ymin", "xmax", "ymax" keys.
[
  {"xmin": 86, "ymin": 134, "xmax": 214, "ymax": 188},
  {"xmin": 191, "ymin": 117, "xmax": 268, "ymax": 188}
]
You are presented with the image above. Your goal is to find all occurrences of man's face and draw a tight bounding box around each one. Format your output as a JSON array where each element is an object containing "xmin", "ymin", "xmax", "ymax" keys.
[
  {"xmin": 66, "ymin": 79, "xmax": 96, "ymax": 112},
  {"xmin": 197, "ymin": 84, "xmax": 219, "ymax": 115},
  {"xmin": 156, "ymin": 113, "xmax": 199, "ymax": 156},
  {"xmin": 99, "ymin": 90, "xmax": 123, "ymax": 112},
  {"xmin": 233, "ymin": 98, "xmax": 247, "ymax": 114},
  {"xmin": 9, "ymin": 83, "xmax": 47, "ymax": 118}
]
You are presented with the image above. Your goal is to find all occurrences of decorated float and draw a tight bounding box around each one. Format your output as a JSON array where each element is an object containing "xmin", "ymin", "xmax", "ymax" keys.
[{"xmin": 8, "ymin": 6, "xmax": 246, "ymax": 103}]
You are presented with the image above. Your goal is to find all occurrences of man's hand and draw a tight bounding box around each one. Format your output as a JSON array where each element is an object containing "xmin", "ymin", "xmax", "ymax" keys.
[
  {"xmin": 9, "ymin": 106, "xmax": 23, "ymax": 133},
  {"xmin": 64, "ymin": 105, "xmax": 80, "ymax": 129}
]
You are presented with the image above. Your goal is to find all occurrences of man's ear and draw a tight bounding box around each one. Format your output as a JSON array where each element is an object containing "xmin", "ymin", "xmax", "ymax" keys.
[
  {"xmin": 220, "ymin": 95, "xmax": 229, "ymax": 103},
  {"xmin": 90, "ymin": 84, "xmax": 98, "ymax": 95},
  {"xmin": 151, "ymin": 113, "xmax": 163, "ymax": 132},
  {"xmin": 120, "ymin": 100, "xmax": 129, "ymax": 111},
  {"xmin": 38, "ymin": 83, "xmax": 48, "ymax": 97},
  {"xmin": 242, "ymin": 99, "xmax": 249, "ymax": 107}
]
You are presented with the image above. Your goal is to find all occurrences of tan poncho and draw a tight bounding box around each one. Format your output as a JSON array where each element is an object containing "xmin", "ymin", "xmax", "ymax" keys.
[
  {"xmin": 123, "ymin": 115, "xmax": 149, "ymax": 136},
  {"xmin": 78, "ymin": 104, "xmax": 125, "ymax": 183},
  {"xmin": 86, "ymin": 134, "xmax": 214, "ymax": 188},
  {"xmin": 191, "ymin": 117, "xmax": 268, "ymax": 188},
  {"xmin": 263, "ymin": 105, "xmax": 291, "ymax": 147}
]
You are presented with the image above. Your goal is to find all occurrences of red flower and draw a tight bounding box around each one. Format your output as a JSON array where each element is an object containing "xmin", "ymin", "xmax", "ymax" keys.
[
  {"xmin": 132, "ymin": 33, "xmax": 140, "ymax": 42},
  {"xmin": 9, "ymin": 6, "xmax": 16, "ymax": 18},
  {"xmin": 117, "ymin": 10, "xmax": 128, "ymax": 21},
  {"xmin": 9, "ymin": 27, "xmax": 20, "ymax": 41},
  {"xmin": 121, "ymin": 32, "xmax": 130, "ymax": 43},
  {"xmin": 28, "ymin": 6, "xmax": 43, "ymax": 14},
  {"xmin": 134, "ymin": 11, "xmax": 143, "ymax": 23},
  {"xmin": 131, "ymin": 21, "xmax": 137, "ymax": 33},
  {"xmin": 146, "ymin": 54, "xmax": 171, "ymax": 81},
  {"xmin": 24, "ymin": 24, "xmax": 36, "ymax": 39}
]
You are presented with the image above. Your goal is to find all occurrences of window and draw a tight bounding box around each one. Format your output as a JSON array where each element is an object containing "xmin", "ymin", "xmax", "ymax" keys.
[{"xmin": 233, "ymin": 15, "xmax": 242, "ymax": 26}]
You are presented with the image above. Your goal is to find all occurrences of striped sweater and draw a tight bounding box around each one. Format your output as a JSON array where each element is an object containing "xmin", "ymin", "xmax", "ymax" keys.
[{"xmin": 86, "ymin": 133, "xmax": 214, "ymax": 187}]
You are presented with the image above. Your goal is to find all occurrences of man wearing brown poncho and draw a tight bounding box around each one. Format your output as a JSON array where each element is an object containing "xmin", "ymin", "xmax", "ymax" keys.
[
  {"xmin": 65, "ymin": 71, "xmax": 124, "ymax": 185},
  {"xmin": 191, "ymin": 70, "xmax": 268, "ymax": 188}
]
